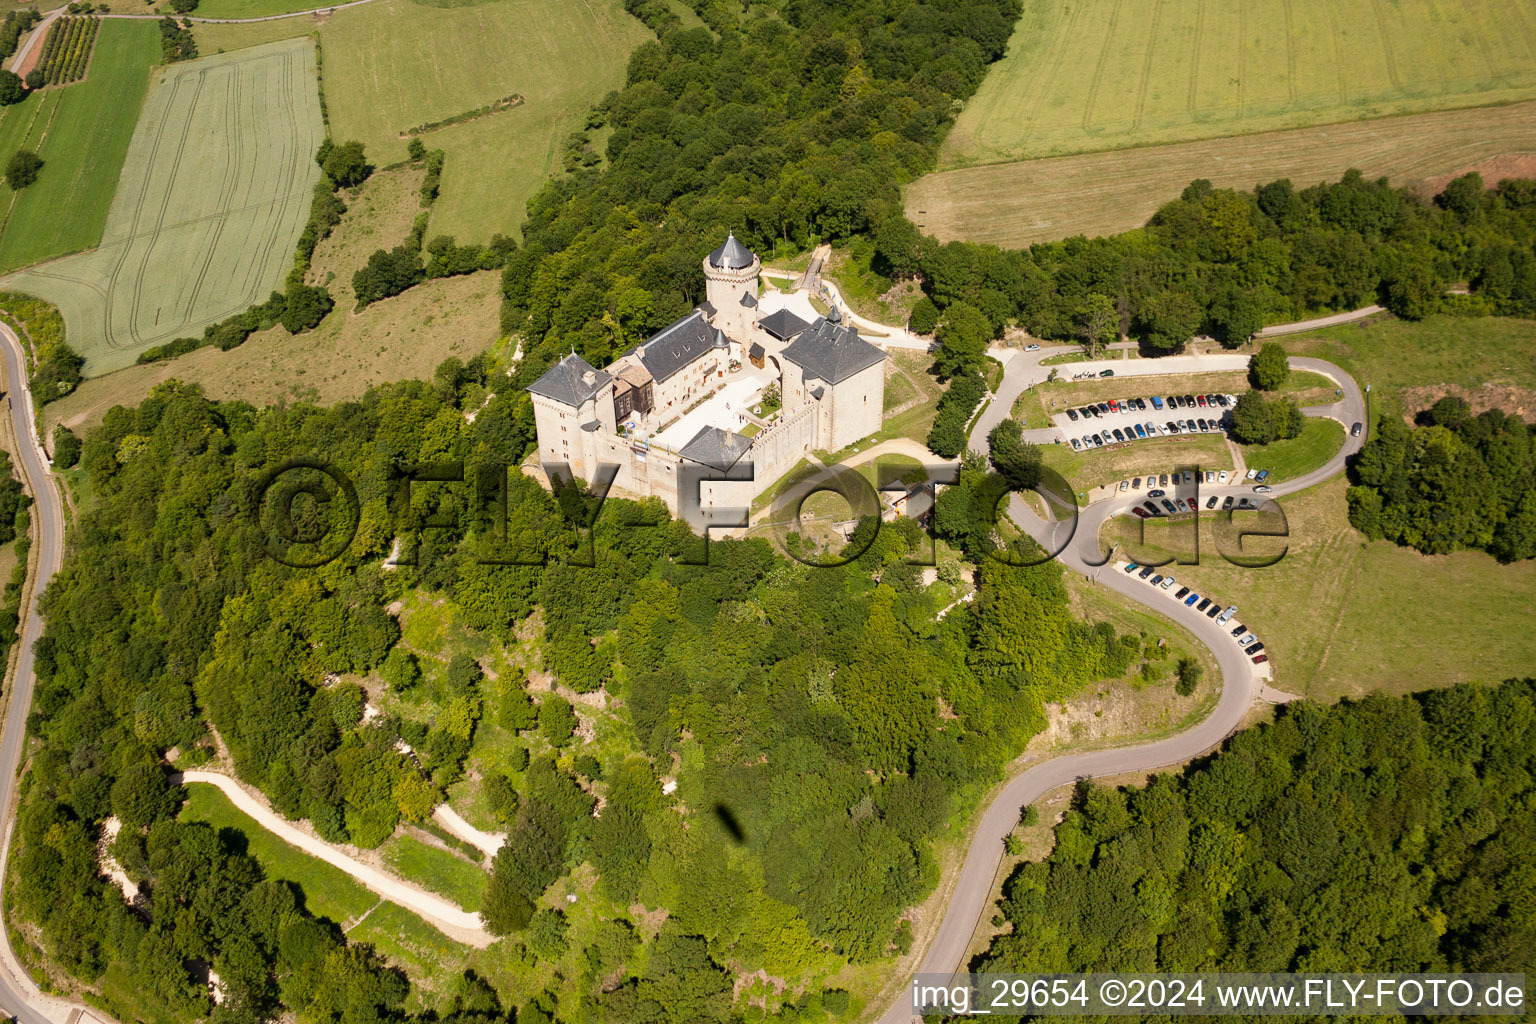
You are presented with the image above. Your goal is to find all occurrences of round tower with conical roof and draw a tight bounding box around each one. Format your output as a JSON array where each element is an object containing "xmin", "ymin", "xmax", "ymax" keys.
[{"xmin": 702, "ymin": 232, "xmax": 761, "ymax": 344}]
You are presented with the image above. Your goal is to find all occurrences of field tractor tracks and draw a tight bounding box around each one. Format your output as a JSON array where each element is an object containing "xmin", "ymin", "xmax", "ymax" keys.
[
  {"xmin": 183, "ymin": 65, "xmax": 246, "ymax": 323},
  {"xmin": 1131, "ymin": 0, "xmax": 1163, "ymax": 132},
  {"xmin": 1324, "ymin": 0, "xmax": 1349, "ymax": 103},
  {"xmin": 1186, "ymin": 0, "xmax": 1205, "ymax": 114},
  {"xmin": 1081, "ymin": 0, "xmax": 1124, "ymax": 133},
  {"xmin": 1019, "ymin": 0, "xmax": 1088, "ymax": 150},
  {"xmin": 1369, "ymin": 0, "xmax": 1404, "ymax": 89},
  {"xmin": 1281, "ymin": 0, "xmax": 1297, "ymax": 105},
  {"xmin": 1236, "ymin": 0, "xmax": 1248, "ymax": 118}
]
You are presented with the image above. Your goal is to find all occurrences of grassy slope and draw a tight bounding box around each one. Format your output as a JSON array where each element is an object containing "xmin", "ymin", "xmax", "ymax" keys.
[
  {"xmin": 307, "ymin": 162, "xmax": 427, "ymax": 287},
  {"xmin": 43, "ymin": 269, "xmax": 503, "ymax": 433},
  {"xmin": 381, "ymin": 835, "xmax": 487, "ymax": 912},
  {"xmin": 1042, "ymin": 432, "xmax": 1232, "ymax": 494},
  {"xmin": 1239, "ymin": 417, "xmax": 1344, "ymax": 483},
  {"xmin": 941, "ymin": 0, "xmax": 1536, "ymax": 168},
  {"xmin": 0, "ymin": 21, "xmax": 160, "ymax": 273},
  {"xmin": 1101, "ymin": 475, "xmax": 1536, "ymax": 701}
]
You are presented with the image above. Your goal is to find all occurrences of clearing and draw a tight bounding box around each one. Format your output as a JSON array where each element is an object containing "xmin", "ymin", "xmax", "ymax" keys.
[
  {"xmin": 1100, "ymin": 475, "xmax": 1536, "ymax": 700},
  {"xmin": 911, "ymin": 101, "xmax": 1536, "ymax": 248},
  {"xmin": 1, "ymin": 38, "xmax": 323, "ymax": 374},
  {"xmin": 197, "ymin": 0, "xmax": 650, "ymax": 243},
  {"xmin": 0, "ymin": 21, "xmax": 160, "ymax": 273}
]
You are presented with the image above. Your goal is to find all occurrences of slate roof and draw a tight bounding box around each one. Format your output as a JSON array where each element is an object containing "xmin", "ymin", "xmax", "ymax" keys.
[
  {"xmin": 628, "ymin": 311, "xmax": 729, "ymax": 383},
  {"xmin": 780, "ymin": 316, "xmax": 886, "ymax": 384},
  {"xmin": 758, "ymin": 308, "xmax": 809, "ymax": 341},
  {"xmin": 677, "ymin": 425, "xmax": 754, "ymax": 472},
  {"xmin": 708, "ymin": 232, "xmax": 755, "ymax": 270},
  {"xmin": 740, "ymin": 290, "xmax": 757, "ymax": 308},
  {"xmin": 527, "ymin": 352, "xmax": 611, "ymax": 407},
  {"xmin": 697, "ymin": 300, "xmax": 717, "ymax": 318}
]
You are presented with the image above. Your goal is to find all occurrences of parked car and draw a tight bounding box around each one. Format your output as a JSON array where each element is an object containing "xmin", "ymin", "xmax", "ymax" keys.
[
  {"xmin": 1067, "ymin": 408, "xmax": 1079, "ymax": 421},
  {"xmin": 1025, "ymin": 343, "xmax": 1041, "ymax": 351},
  {"xmin": 1168, "ymin": 422, "xmax": 1181, "ymax": 434},
  {"xmin": 1143, "ymin": 501, "xmax": 1160, "ymax": 515},
  {"xmin": 1248, "ymin": 642, "xmax": 1265, "ymax": 654},
  {"xmin": 1161, "ymin": 499, "xmax": 1178, "ymax": 513},
  {"xmin": 1230, "ymin": 623, "xmax": 1246, "ymax": 637},
  {"xmin": 1099, "ymin": 368, "xmax": 1115, "ymax": 377},
  {"xmin": 1182, "ymin": 471, "xmax": 1193, "ymax": 484},
  {"xmin": 1205, "ymin": 470, "xmax": 1215, "ymax": 483},
  {"xmin": 1185, "ymin": 498, "xmax": 1198, "ymax": 510},
  {"xmin": 1254, "ymin": 485, "xmax": 1273, "ymax": 493},
  {"xmin": 1150, "ymin": 574, "xmax": 1164, "ymax": 586},
  {"xmin": 1070, "ymin": 438, "xmax": 1082, "ymax": 451},
  {"xmin": 1255, "ymin": 469, "xmax": 1270, "ymax": 483},
  {"xmin": 1131, "ymin": 507, "xmax": 1149, "ymax": 519},
  {"xmin": 1197, "ymin": 395, "xmax": 1208, "ymax": 407},
  {"xmin": 1144, "ymin": 422, "xmax": 1157, "ymax": 437},
  {"xmin": 1159, "ymin": 474, "xmax": 1169, "ymax": 486},
  {"xmin": 1196, "ymin": 598, "xmax": 1211, "ymax": 612},
  {"xmin": 1218, "ymin": 470, "xmax": 1229, "ymax": 483},
  {"xmin": 1217, "ymin": 605, "xmax": 1237, "ymax": 625},
  {"xmin": 1205, "ymin": 604, "xmax": 1221, "ymax": 618},
  {"xmin": 1183, "ymin": 394, "xmax": 1196, "ymax": 406},
  {"xmin": 1092, "ymin": 434, "xmax": 1104, "ymax": 446},
  {"xmin": 1108, "ymin": 399, "xmax": 1119, "ymax": 412},
  {"xmin": 1175, "ymin": 587, "xmax": 1190, "ymax": 599},
  {"xmin": 1124, "ymin": 562, "xmax": 1140, "ymax": 573},
  {"xmin": 1351, "ymin": 422, "xmax": 1363, "ymax": 437},
  {"xmin": 1197, "ymin": 418, "xmax": 1209, "ymax": 431},
  {"xmin": 1222, "ymin": 496, "xmax": 1235, "ymax": 510},
  {"xmin": 1252, "ymin": 654, "xmax": 1268, "ymax": 665},
  {"xmin": 1135, "ymin": 397, "xmax": 1148, "ymax": 411},
  {"xmin": 1134, "ymin": 424, "xmax": 1147, "ymax": 438},
  {"xmin": 1184, "ymin": 593, "xmax": 1200, "ymax": 606},
  {"xmin": 1214, "ymin": 394, "xmax": 1229, "ymax": 407},
  {"xmin": 1147, "ymin": 489, "xmax": 1166, "ymax": 498},
  {"xmin": 1131, "ymin": 477, "xmax": 1141, "ymax": 489},
  {"xmin": 1206, "ymin": 495, "xmax": 1219, "ymax": 508},
  {"xmin": 1245, "ymin": 468, "xmax": 1258, "ymax": 479},
  {"xmin": 1097, "ymin": 402, "xmax": 1110, "ymax": 415},
  {"xmin": 1151, "ymin": 396, "xmax": 1164, "ymax": 409},
  {"xmin": 1160, "ymin": 577, "xmax": 1175, "ymax": 589},
  {"xmin": 1138, "ymin": 566, "xmax": 1154, "ymax": 579},
  {"xmin": 1237, "ymin": 634, "xmax": 1257, "ymax": 647},
  {"xmin": 1113, "ymin": 429, "xmax": 1126, "ymax": 442}
]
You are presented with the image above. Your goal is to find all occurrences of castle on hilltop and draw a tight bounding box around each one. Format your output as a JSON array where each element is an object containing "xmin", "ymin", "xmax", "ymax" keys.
[{"xmin": 528, "ymin": 234, "xmax": 887, "ymax": 516}]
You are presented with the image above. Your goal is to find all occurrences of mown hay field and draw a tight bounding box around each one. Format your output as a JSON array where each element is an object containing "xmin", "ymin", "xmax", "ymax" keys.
[
  {"xmin": 909, "ymin": 100, "xmax": 1536, "ymax": 248},
  {"xmin": 0, "ymin": 21, "xmax": 160, "ymax": 273},
  {"xmin": 1, "ymin": 38, "xmax": 323, "ymax": 374},
  {"xmin": 942, "ymin": 0, "xmax": 1536, "ymax": 168}
]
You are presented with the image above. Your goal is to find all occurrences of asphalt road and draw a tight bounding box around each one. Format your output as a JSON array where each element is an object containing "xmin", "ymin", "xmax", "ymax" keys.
[
  {"xmin": 878, "ymin": 343, "xmax": 1365, "ymax": 1024},
  {"xmin": 0, "ymin": 323, "xmax": 73, "ymax": 1024}
]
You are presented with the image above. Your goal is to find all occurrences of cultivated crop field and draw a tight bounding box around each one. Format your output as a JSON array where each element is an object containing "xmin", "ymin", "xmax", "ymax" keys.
[
  {"xmin": 1, "ymin": 38, "xmax": 323, "ymax": 374},
  {"xmin": 943, "ymin": 0, "xmax": 1536, "ymax": 167},
  {"xmin": 911, "ymin": 99, "xmax": 1536, "ymax": 247},
  {"xmin": 0, "ymin": 20, "xmax": 159, "ymax": 273},
  {"xmin": 36, "ymin": 16, "xmax": 101, "ymax": 86}
]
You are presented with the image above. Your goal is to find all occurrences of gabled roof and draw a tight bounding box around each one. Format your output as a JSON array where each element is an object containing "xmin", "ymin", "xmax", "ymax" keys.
[
  {"xmin": 748, "ymin": 342, "xmax": 765, "ymax": 360},
  {"xmin": 527, "ymin": 352, "xmax": 611, "ymax": 407},
  {"xmin": 677, "ymin": 425, "xmax": 753, "ymax": 472},
  {"xmin": 780, "ymin": 316, "xmax": 886, "ymax": 384},
  {"xmin": 757, "ymin": 308, "xmax": 808, "ymax": 341},
  {"xmin": 628, "ymin": 311, "xmax": 729, "ymax": 383},
  {"xmin": 708, "ymin": 232, "xmax": 755, "ymax": 270}
]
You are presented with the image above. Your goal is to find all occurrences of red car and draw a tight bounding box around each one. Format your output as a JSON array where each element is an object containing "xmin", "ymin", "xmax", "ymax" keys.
[
  {"xmin": 1131, "ymin": 507, "xmax": 1150, "ymax": 519},
  {"xmin": 1252, "ymin": 654, "xmax": 1268, "ymax": 664},
  {"xmin": 1186, "ymin": 498, "xmax": 1198, "ymax": 510}
]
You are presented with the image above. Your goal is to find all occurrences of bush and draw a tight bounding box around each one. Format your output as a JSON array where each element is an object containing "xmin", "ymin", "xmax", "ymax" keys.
[
  {"xmin": 0, "ymin": 71, "xmax": 22, "ymax": 105},
  {"xmin": 4, "ymin": 149, "xmax": 40, "ymax": 190},
  {"xmin": 538, "ymin": 695, "xmax": 576, "ymax": 747},
  {"xmin": 1175, "ymin": 657, "xmax": 1201, "ymax": 696},
  {"xmin": 908, "ymin": 296, "xmax": 939, "ymax": 334},
  {"xmin": 526, "ymin": 908, "xmax": 569, "ymax": 961},
  {"xmin": 1248, "ymin": 342, "xmax": 1289, "ymax": 390},
  {"xmin": 322, "ymin": 139, "xmax": 372, "ymax": 188},
  {"xmin": 280, "ymin": 283, "xmax": 332, "ymax": 333},
  {"xmin": 51, "ymin": 425, "xmax": 80, "ymax": 468}
]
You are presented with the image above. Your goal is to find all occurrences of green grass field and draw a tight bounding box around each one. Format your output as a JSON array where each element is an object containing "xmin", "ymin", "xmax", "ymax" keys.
[
  {"xmin": 180, "ymin": 782, "xmax": 378, "ymax": 926},
  {"xmin": 319, "ymin": 0, "xmax": 647, "ymax": 241},
  {"xmin": 1282, "ymin": 313, "xmax": 1536, "ymax": 411},
  {"xmin": 1043, "ymin": 432, "xmax": 1232, "ymax": 493},
  {"xmin": 0, "ymin": 21, "xmax": 159, "ymax": 274},
  {"xmin": 1239, "ymin": 417, "xmax": 1344, "ymax": 483},
  {"xmin": 1, "ymin": 38, "xmax": 324, "ymax": 375},
  {"xmin": 381, "ymin": 835, "xmax": 487, "ymax": 912},
  {"xmin": 1101, "ymin": 475, "xmax": 1536, "ymax": 700},
  {"xmin": 194, "ymin": 0, "xmax": 332, "ymax": 17},
  {"xmin": 943, "ymin": 0, "xmax": 1536, "ymax": 168}
]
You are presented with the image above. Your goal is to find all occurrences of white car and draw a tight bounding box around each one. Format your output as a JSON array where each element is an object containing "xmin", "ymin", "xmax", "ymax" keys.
[
  {"xmin": 1025, "ymin": 343, "xmax": 1041, "ymax": 351},
  {"xmin": 1205, "ymin": 470, "xmax": 1216, "ymax": 483},
  {"xmin": 1237, "ymin": 633, "xmax": 1258, "ymax": 647},
  {"xmin": 1216, "ymin": 605, "xmax": 1238, "ymax": 625},
  {"xmin": 1218, "ymin": 470, "xmax": 1229, "ymax": 484},
  {"xmin": 1119, "ymin": 479, "xmax": 1129, "ymax": 491},
  {"xmin": 1160, "ymin": 576, "xmax": 1176, "ymax": 590},
  {"xmin": 1245, "ymin": 468, "xmax": 1258, "ymax": 480}
]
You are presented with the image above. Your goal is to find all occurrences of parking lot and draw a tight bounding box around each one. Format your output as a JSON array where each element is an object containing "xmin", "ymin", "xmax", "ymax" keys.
[
  {"xmin": 1115, "ymin": 559, "xmax": 1270, "ymax": 673},
  {"xmin": 1053, "ymin": 389, "xmax": 1237, "ymax": 452}
]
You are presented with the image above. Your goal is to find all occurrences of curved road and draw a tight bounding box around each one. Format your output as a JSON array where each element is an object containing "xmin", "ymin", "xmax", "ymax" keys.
[
  {"xmin": 0, "ymin": 323, "xmax": 72, "ymax": 1024},
  {"xmin": 877, "ymin": 343, "xmax": 1365, "ymax": 1024}
]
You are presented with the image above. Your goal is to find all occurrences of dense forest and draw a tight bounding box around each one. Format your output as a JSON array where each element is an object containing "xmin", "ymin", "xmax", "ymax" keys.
[
  {"xmin": 977, "ymin": 680, "xmax": 1535, "ymax": 983},
  {"xmin": 1347, "ymin": 397, "xmax": 1536, "ymax": 562},
  {"xmin": 13, "ymin": 364, "xmax": 1186, "ymax": 1021}
]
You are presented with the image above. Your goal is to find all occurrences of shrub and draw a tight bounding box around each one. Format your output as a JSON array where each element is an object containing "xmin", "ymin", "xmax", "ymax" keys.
[{"xmin": 3, "ymin": 149, "xmax": 40, "ymax": 189}]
